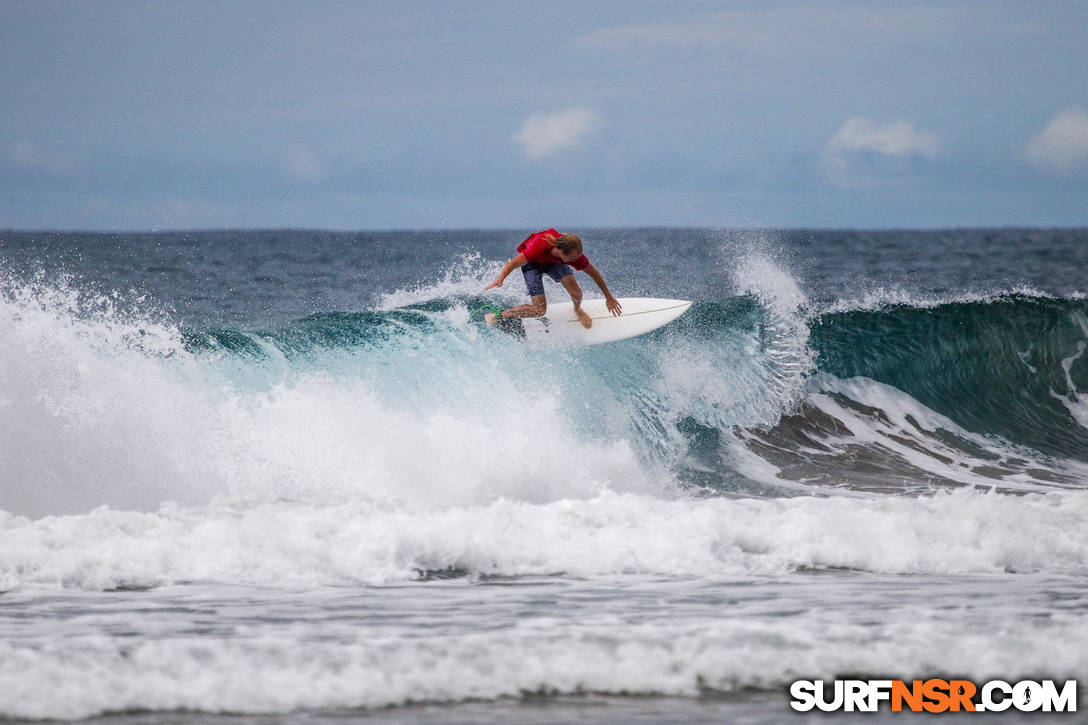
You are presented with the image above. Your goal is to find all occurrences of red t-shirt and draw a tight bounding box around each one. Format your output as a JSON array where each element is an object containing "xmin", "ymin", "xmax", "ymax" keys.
[{"xmin": 516, "ymin": 229, "xmax": 590, "ymax": 271}]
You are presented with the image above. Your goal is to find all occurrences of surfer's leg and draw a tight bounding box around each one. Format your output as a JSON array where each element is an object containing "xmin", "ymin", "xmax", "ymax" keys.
[
  {"xmin": 560, "ymin": 274, "xmax": 592, "ymax": 329},
  {"xmin": 500, "ymin": 294, "xmax": 547, "ymax": 319},
  {"xmin": 489, "ymin": 264, "xmax": 548, "ymax": 322}
]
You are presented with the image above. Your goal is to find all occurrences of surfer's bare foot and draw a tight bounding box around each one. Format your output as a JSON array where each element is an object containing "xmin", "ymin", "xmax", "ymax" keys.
[
  {"xmin": 576, "ymin": 307, "xmax": 592, "ymax": 329},
  {"xmin": 484, "ymin": 312, "xmax": 498, "ymax": 327}
]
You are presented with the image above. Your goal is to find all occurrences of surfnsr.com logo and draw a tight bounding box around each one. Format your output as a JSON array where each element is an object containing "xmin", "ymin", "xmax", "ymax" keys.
[{"xmin": 790, "ymin": 679, "xmax": 1078, "ymax": 713}]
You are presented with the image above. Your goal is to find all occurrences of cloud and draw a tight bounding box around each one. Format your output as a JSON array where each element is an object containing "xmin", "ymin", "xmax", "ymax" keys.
[
  {"xmin": 574, "ymin": 7, "xmax": 967, "ymax": 54},
  {"xmin": 1025, "ymin": 107, "xmax": 1088, "ymax": 174},
  {"xmin": 826, "ymin": 117, "xmax": 940, "ymax": 158},
  {"xmin": 512, "ymin": 108, "xmax": 602, "ymax": 160},
  {"xmin": 576, "ymin": 16, "xmax": 733, "ymax": 51},
  {"xmin": 823, "ymin": 117, "xmax": 940, "ymax": 184},
  {"xmin": 283, "ymin": 143, "xmax": 327, "ymax": 182},
  {"xmin": 5, "ymin": 142, "xmax": 77, "ymax": 175}
]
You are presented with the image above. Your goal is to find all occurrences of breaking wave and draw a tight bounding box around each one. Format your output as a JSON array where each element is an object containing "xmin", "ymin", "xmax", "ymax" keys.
[{"xmin": 2, "ymin": 257, "xmax": 1087, "ymax": 592}]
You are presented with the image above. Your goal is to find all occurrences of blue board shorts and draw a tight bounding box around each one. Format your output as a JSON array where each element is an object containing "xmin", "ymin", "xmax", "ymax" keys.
[{"xmin": 521, "ymin": 261, "xmax": 574, "ymax": 296}]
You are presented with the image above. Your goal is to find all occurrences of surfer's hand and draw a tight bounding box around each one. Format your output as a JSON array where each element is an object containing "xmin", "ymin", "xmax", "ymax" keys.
[
  {"xmin": 485, "ymin": 277, "xmax": 503, "ymax": 290},
  {"xmin": 606, "ymin": 295, "xmax": 622, "ymax": 316}
]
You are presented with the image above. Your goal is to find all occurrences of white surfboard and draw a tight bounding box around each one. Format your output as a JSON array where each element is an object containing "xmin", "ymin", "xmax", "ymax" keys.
[{"xmin": 517, "ymin": 297, "xmax": 691, "ymax": 345}]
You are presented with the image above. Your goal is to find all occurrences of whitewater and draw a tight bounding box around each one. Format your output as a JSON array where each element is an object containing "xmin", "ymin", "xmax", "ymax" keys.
[{"xmin": 1, "ymin": 228, "xmax": 1086, "ymax": 723}]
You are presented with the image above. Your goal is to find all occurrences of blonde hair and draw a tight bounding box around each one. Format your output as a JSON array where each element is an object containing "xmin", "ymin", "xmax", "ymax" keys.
[{"xmin": 554, "ymin": 234, "xmax": 582, "ymax": 256}]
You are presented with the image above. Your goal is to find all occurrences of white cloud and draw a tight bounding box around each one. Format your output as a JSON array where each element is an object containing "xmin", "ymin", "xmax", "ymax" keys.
[
  {"xmin": 283, "ymin": 143, "xmax": 327, "ymax": 182},
  {"xmin": 826, "ymin": 118, "xmax": 940, "ymax": 158},
  {"xmin": 1025, "ymin": 106, "xmax": 1088, "ymax": 174},
  {"xmin": 823, "ymin": 117, "xmax": 940, "ymax": 183},
  {"xmin": 5, "ymin": 142, "xmax": 77, "ymax": 174},
  {"xmin": 512, "ymin": 108, "xmax": 602, "ymax": 160},
  {"xmin": 574, "ymin": 7, "xmax": 966, "ymax": 54},
  {"xmin": 576, "ymin": 16, "xmax": 733, "ymax": 51}
]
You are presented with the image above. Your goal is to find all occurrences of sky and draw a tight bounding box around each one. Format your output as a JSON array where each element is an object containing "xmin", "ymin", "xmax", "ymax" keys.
[{"xmin": 1, "ymin": 0, "xmax": 1086, "ymax": 230}]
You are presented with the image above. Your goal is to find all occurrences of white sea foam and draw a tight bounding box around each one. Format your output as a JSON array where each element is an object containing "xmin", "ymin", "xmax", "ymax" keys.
[
  {"xmin": 1052, "ymin": 310, "xmax": 1088, "ymax": 431},
  {"xmin": 802, "ymin": 374, "xmax": 1088, "ymax": 491},
  {"xmin": 4, "ymin": 478, "xmax": 1088, "ymax": 718},
  {"xmin": 0, "ymin": 274, "xmax": 657, "ymax": 518},
  {"xmin": 2, "ymin": 605, "xmax": 1079, "ymax": 718},
  {"xmin": 2, "ymin": 488, "xmax": 1086, "ymax": 592},
  {"xmin": 1, "ymin": 576, "xmax": 1086, "ymax": 719},
  {"xmin": 0, "ymin": 276, "xmax": 223, "ymax": 515}
]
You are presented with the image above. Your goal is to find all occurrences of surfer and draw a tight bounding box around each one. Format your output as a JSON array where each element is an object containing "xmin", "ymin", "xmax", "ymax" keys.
[{"xmin": 484, "ymin": 229, "xmax": 622, "ymax": 329}]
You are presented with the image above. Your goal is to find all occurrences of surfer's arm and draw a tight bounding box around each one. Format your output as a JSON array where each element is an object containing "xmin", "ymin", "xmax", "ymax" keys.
[
  {"xmin": 583, "ymin": 264, "xmax": 622, "ymax": 316},
  {"xmin": 485, "ymin": 253, "xmax": 528, "ymax": 289}
]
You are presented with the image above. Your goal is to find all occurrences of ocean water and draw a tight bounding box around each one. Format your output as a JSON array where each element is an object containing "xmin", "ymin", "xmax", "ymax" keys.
[{"xmin": 0, "ymin": 227, "xmax": 1086, "ymax": 723}]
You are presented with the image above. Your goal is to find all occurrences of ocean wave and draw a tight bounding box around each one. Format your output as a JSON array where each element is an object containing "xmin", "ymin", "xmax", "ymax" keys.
[
  {"xmin": 3, "ymin": 597, "xmax": 1085, "ymax": 719},
  {"xmin": 3, "ymin": 264, "xmax": 1088, "ymax": 521},
  {"xmin": 3, "ymin": 489, "xmax": 1086, "ymax": 592},
  {"xmin": 811, "ymin": 294, "xmax": 1088, "ymax": 460}
]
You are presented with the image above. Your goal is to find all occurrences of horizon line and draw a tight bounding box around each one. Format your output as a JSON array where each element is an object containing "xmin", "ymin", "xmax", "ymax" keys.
[{"xmin": 4, "ymin": 223, "xmax": 1088, "ymax": 236}]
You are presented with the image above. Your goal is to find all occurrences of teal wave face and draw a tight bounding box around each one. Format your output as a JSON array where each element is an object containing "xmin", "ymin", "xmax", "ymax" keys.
[
  {"xmin": 182, "ymin": 309, "xmax": 438, "ymax": 358},
  {"xmin": 812, "ymin": 296, "xmax": 1088, "ymax": 460},
  {"xmin": 164, "ymin": 292, "xmax": 1088, "ymax": 497},
  {"xmin": 176, "ymin": 294, "xmax": 1088, "ymax": 463}
]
